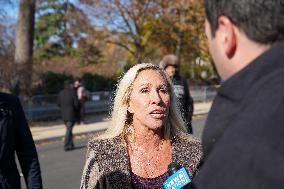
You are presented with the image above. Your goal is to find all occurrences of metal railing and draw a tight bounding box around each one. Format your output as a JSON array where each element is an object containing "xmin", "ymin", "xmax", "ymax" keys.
[
  {"xmin": 21, "ymin": 86, "xmax": 218, "ymax": 122},
  {"xmin": 21, "ymin": 91, "xmax": 113, "ymax": 121},
  {"xmin": 191, "ymin": 85, "xmax": 218, "ymax": 102}
]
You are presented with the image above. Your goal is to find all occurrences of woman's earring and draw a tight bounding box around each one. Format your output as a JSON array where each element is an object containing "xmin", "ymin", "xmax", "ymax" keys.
[{"xmin": 128, "ymin": 107, "xmax": 133, "ymax": 113}]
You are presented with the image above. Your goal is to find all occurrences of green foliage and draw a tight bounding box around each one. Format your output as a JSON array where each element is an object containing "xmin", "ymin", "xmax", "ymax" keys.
[
  {"xmin": 72, "ymin": 42, "xmax": 102, "ymax": 65},
  {"xmin": 33, "ymin": 72, "xmax": 118, "ymax": 95},
  {"xmin": 34, "ymin": 0, "xmax": 75, "ymax": 59},
  {"xmin": 35, "ymin": 12, "xmax": 65, "ymax": 46},
  {"xmin": 34, "ymin": 0, "xmax": 102, "ymax": 65},
  {"xmin": 189, "ymin": 64, "xmax": 220, "ymax": 85},
  {"xmin": 38, "ymin": 71, "xmax": 74, "ymax": 94},
  {"xmin": 179, "ymin": 60, "xmax": 220, "ymax": 85},
  {"xmin": 34, "ymin": 43, "xmax": 66, "ymax": 60},
  {"xmin": 35, "ymin": 1, "xmax": 66, "ymax": 42},
  {"xmin": 81, "ymin": 73, "xmax": 116, "ymax": 91}
]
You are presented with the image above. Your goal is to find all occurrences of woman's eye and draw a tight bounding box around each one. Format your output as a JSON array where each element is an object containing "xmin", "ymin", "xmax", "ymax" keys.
[
  {"xmin": 160, "ymin": 88, "xmax": 168, "ymax": 94},
  {"xmin": 140, "ymin": 88, "xmax": 149, "ymax": 93}
]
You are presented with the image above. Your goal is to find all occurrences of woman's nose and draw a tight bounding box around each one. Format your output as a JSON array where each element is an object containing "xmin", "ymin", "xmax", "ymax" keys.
[{"xmin": 150, "ymin": 90, "xmax": 161, "ymax": 104}]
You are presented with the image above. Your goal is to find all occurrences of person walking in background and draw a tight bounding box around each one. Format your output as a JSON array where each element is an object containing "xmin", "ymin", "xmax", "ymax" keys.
[
  {"xmin": 191, "ymin": 0, "xmax": 284, "ymax": 188},
  {"xmin": 159, "ymin": 54, "xmax": 194, "ymax": 134},
  {"xmin": 74, "ymin": 79, "xmax": 88, "ymax": 124},
  {"xmin": 80, "ymin": 63, "xmax": 202, "ymax": 189},
  {"xmin": 57, "ymin": 80, "xmax": 79, "ymax": 151},
  {"xmin": 0, "ymin": 92, "xmax": 42, "ymax": 189}
]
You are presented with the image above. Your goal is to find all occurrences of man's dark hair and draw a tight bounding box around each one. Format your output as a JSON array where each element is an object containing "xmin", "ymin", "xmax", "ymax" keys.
[{"xmin": 205, "ymin": 0, "xmax": 284, "ymax": 44}]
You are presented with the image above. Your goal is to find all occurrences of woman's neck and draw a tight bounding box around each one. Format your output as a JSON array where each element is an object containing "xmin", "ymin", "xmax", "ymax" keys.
[{"xmin": 130, "ymin": 124, "xmax": 165, "ymax": 149}]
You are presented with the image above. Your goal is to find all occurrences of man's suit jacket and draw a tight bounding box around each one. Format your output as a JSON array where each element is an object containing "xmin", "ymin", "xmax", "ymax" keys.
[
  {"xmin": 80, "ymin": 135, "xmax": 202, "ymax": 189},
  {"xmin": 57, "ymin": 86, "xmax": 79, "ymax": 122},
  {"xmin": 0, "ymin": 93, "xmax": 42, "ymax": 189}
]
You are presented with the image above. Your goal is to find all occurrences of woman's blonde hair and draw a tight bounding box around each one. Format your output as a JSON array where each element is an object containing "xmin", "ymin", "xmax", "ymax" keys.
[{"xmin": 101, "ymin": 63, "xmax": 187, "ymax": 139}]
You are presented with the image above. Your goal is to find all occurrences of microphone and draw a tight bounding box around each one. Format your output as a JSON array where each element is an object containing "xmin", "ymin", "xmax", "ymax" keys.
[{"xmin": 163, "ymin": 162, "xmax": 191, "ymax": 189}]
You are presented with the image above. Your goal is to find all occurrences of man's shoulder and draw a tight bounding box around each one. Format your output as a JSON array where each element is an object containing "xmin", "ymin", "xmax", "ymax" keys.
[
  {"xmin": 58, "ymin": 89, "xmax": 65, "ymax": 95},
  {"xmin": 246, "ymin": 68, "xmax": 284, "ymax": 103},
  {"xmin": 59, "ymin": 88, "xmax": 75, "ymax": 95}
]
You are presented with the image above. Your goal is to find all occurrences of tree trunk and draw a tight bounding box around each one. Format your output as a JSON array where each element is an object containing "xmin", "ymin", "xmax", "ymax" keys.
[{"xmin": 14, "ymin": 0, "xmax": 35, "ymax": 96}]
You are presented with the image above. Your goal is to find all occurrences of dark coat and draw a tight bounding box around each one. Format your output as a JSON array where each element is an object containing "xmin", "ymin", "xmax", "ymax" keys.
[
  {"xmin": 57, "ymin": 86, "xmax": 79, "ymax": 122},
  {"xmin": 0, "ymin": 93, "xmax": 42, "ymax": 189},
  {"xmin": 192, "ymin": 42, "xmax": 284, "ymax": 188},
  {"xmin": 172, "ymin": 75, "xmax": 194, "ymax": 123},
  {"xmin": 80, "ymin": 135, "xmax": 202, "ymax": 189}
]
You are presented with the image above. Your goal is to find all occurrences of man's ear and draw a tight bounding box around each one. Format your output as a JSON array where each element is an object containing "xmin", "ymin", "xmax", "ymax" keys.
[{"xmin": 217, "ymin": 16, "xmax": 237, "ymax": 59}]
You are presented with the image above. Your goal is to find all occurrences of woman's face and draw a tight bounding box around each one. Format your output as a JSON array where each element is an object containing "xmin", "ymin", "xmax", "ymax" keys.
[
  {"xmin": 128, "ymin": 69, "xmax": 170, "ymax": 130},
  {"xmin": 165, "ymin": 65, "xmax": 178, "ymax": 78}
]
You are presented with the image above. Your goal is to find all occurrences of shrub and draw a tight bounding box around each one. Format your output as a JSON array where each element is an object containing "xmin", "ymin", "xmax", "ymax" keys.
[
  {"xmin": 81, "ymin": 73, "xmax": 116, "ymax": 91},
  {"xmin": 38, "ymin": 72, "xmax": 74, "ymax": 94}
]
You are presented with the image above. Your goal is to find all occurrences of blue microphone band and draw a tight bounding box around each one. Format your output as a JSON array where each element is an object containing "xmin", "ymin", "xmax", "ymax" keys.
[{"xmin": 163, "ymin": 167, "xmax": 191, "ymax": 189}]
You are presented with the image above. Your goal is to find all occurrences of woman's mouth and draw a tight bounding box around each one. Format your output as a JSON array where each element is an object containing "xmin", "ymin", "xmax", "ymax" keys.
[{"xmin": 149, "ymin": 110, "xmax": 166, "ymax": 119}]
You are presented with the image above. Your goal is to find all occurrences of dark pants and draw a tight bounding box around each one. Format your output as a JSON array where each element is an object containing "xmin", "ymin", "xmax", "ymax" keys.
[
  {"xmin": 64, "ymin": 121, "xmax": 75, "ymax": 150},
  {"xmin": 79, "ymin": 101, "xmax": 85, "ymax": 123}
]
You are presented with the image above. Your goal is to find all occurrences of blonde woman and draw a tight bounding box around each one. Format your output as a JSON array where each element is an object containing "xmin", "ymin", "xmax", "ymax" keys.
[{"xmin": 80, "ymin": 63, "xmax": 202, "ymax": 189}]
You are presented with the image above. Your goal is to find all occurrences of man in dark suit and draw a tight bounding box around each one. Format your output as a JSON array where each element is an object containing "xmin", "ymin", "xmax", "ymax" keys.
[
  {"xmin": 191, "ymin": 0, "xmax": 284, "ymax": 188},
  {"xmin": 0, "ymin": 92, "xmax": 42, "ymax": 189},
  {"xmin": 57, "ymin": 80, "xmax": 79, "ymax": 151}
]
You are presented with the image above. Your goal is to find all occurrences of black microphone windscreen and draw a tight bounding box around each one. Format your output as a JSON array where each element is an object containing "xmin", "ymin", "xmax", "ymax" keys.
[{"xmin": 168, "ymin": 162, "xmax": 183, "ymax": 175}]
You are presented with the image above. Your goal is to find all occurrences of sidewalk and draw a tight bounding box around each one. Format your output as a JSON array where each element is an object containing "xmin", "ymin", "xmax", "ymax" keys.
[{"xmin": 31, "ymin": 101, "xmax": 212, "ymax": 144}]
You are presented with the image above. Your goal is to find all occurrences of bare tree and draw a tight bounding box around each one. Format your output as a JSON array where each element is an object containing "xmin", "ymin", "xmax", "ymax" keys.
[
  {"xmin": 14, "ymin": 0, "xmax": 36, "ymax": 96},
  {"xmin": 80, "ymin": 0, "xmax": 161, "ymax": 64}
]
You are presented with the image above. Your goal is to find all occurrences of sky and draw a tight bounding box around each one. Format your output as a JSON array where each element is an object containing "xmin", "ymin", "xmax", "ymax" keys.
[
  {"xmin": 1, "ymin": 0, "xmax": 18, "ymax": 24},
  {"xmin": 2, "ymin": 0, "xmax": 80, "ymax": 23},
  {"xmin": 0, "ymin": 0, "xmax": 113, "ymax": 43}
]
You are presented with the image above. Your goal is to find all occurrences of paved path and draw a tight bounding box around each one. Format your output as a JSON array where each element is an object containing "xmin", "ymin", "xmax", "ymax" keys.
[{"xmin": 31, "ymin": 101, "xmax": 212, "ymax": 143}]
